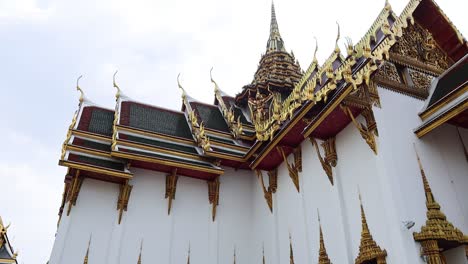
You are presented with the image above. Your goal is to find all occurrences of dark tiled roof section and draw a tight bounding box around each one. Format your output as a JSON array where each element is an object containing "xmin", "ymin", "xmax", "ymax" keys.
[
  {"xmin": 191, "ymin": 103, "xmax": 230, "ymax": 132},
  {"xmin": 428, "ymin": 56, "xmax": 467, "ymax": 107},
  {"xmin": 211, "ymin": 147, "xmax": 245, "ymax": 157},
  {"xmin": 121, "ymin": 134, "xmax": 198, "ymax": 154},
  {"xmin": 77, "ymin": 107, "xmax": 114, "ymax": 136},
  {"xmin": 120, "ymin": 102, "xmax": 193, "ymax": 140},
  {"xmin": 68, "ymin": 154, "xmax": 125, "ymax": 171},
  {"xmin": 208, "ymin": 136, "xmax": 234, "ymax": 145},
  {"xmin": 0, "ymin": 245, "xmax": 14, "ymax": 260},
  {"xmin": 120, "ymin": 148, "xmax": 215, "ymax": 168},
  {"xmin": 223, "ymin": 97, "xmax": 252, "ymax": 125},
  {"xmin": 73, "ymin": 138, "xmax": 111, "ymax": 152}
]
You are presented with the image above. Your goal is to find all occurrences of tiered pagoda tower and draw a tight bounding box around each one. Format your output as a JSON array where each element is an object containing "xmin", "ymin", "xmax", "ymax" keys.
[{"xmin": 49, "ymin": 0, "xmax": 468, "ymax": 263}]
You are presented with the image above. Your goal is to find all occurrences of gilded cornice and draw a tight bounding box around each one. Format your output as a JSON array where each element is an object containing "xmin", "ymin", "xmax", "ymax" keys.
[{"xmin": 412, "ymin": 147, "xmax": 468, "ymax": 246}]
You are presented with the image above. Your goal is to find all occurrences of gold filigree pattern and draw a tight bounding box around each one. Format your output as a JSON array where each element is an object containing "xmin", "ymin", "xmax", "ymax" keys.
[
  {"xmin": 267, "ymin": 168, "xmax": 278, "ymax": 193},
  {"xmin": 391, "ymin": 22, "xmax": 451, "ymax": 70},
  {"xmin": 83, "ymin": 237, "xmax": 91, "ymax": 264},
  {"xmin": 409, "ymin": 69, "xmax": 434, "ymax": 92},
  {"xmin": 208, "ymin": 177, "xmax": 220, "ymax": 221},
  {"xmin": 374, "ymin": 62, "xmax": 401, "ymax": 83},
  {"xmin": 0, "ymin": 216, "xmax": 10, "ymax": 249},
  {"xmin": 355, "ymin": 193, "xmax": 387, "ymax": 264},
  {"xmin": 412, "ymin": 147, "xmax": 468, "ymax": 261},
  {"xmin": 117, "ymin": 182, "xmax": 133, "ymax": 224},
  {"xmin": 165, "ymin": 169, "xmax": 178, "ymax": 215}
]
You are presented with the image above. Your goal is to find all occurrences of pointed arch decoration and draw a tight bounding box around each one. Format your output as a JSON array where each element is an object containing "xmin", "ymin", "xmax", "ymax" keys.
[
  {"xmin": 355, "ymin": 192, "xmax": 387, "ymax": 264},
  {"xmin": 317, "ymin": 210, "xmax": 332, "ymax": 264}
]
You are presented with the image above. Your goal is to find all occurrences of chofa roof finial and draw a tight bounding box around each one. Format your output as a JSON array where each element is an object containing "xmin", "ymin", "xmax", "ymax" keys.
[
  {"xmin": 210, "ymin": 67, "xmax": 220, "ymax": 92},
  {"xmin": 313, "ymin": 37, "xmax": 319, "ymax": 64},
  {"xmin": 76, "ymin": 75, "xmax": 85, "ymax": 103},
  {"xmin": 113, "ymin": 70, "xmax": 121, "ymax": 100},
  {"xmin": 335, "ymin": 21, "xmax": 341, "ymax": 53},
  {"xmin": 177, "ymin": 73, "xmax": 187, "ymax": 99}
]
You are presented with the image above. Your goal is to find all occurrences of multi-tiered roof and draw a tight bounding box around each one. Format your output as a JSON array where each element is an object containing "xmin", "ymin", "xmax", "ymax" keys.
[{"xmin": 57, "ymin": 0, "xmax": 467, "ymax": 223}]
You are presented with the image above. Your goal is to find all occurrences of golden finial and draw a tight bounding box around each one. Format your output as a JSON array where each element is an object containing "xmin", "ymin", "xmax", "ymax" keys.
[
  {"xmin": 335, "ymin": 22, "xmax": 341, "ymax": 53},
  {"xmin": 289, "ymin": 232, "xmax": 295, "ymax": 264},
  {"xmin": 384, "ymin": 0, "xmax": 391, "ymax": 11},
  {"xmin": 113, "ymin": 70, "xmax": 121, "ymax": 100},
  {"xmin": 233, "ymin": 245, "xmax": 236, "ymax": 264},
  {"xmin": 187, "ymin": 242, "xmax": 191, "ymax": 264},
  {"xmin": 177, "ymin": 73, "xmax": 187, "ymax": 99},
  {"xmin": 317, "ymin": 208, "xmax": 331, "ymax": 264},
  {"xmin": 210, "ymin": 67, "xmax": 220, "ymax": 93},
  {"xmin": 83, "ymin": 235, "xmax": 92, "ymax": 264},
  {"xmin": 313, "ymin": 37, "xmax": 318, "ymax": 64},
  {"xmin": 76, "ymin": 75, "xmax": 85, "ymax": 103},
  {"xmin": 262, "ymin": 243, "xmax": 266, "ymax": 264},
  {"xmin": 137, "ymin": 239, "xmax": 143, "ymax": 264}
]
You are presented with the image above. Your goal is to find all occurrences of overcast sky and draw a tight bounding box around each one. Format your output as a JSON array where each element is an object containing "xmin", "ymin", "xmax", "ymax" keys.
[{"xmin": 0, "ymin": 0, "xmax": 465, "ymax": 262}]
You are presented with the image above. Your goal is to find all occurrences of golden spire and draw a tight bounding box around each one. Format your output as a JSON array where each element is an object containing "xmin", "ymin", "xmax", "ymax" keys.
[
  {"xmin": 76, "ymin": 75, "xmax": 85, "ymax": 103},
  {"xmin": 137, "ymin": 240, "xmax": 143, "ymax": 264},
  {"xmin": 262, "ymin": 243, "xmax": 266, "ymax": 264},
  {"xmin": 355, "ymin": 191, "xmax": 387, "ymax": 264},
  {"xmin": 317, "ymin": 210, "xmax": 331, "ymax": 264},
  {"xmin": 186, "ymin": 243, "xmax": 191, "ymax": 264},
  {"xmin": 83, "ymin": 235, "xmax": 92, "ymax": 264},
  {"xmin": 266, "ymin": 1, "xmax": 286, "ymax": 53},
  {"xmin": 177, "ymin": 73, "xmax": 187, "ymax": 100},
  {"xmin": 113, "ymin": 70, "xmax": 121, "ymax": 100},
  {"xmin": 289, "ymin": 233, "xmax": 295, "ymax": 264},
  {"xmin": 334, "ymin": 22, "xmax": 341, "ymax": 53},
  {"xmin": 412, "ymin": 145, "xmax": 468, "ymax": 258},
  {"xmin": 233, "ymin": 245, "xmax": 237, "ymax": 264}
]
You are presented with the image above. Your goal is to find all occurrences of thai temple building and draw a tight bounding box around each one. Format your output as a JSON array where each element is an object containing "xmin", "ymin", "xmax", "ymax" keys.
[
  {"xmin": 0, "ymin": 216, "xmax": 18, "ymax": 264},
  {"xmin": 49, "ymin": 0, "xmax": 468, "ymax": 263}
]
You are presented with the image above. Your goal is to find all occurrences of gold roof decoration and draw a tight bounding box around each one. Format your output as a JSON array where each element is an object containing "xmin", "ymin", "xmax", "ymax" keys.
[
  {"xmin": 113, "ymin": 70, "xmax": 121, "ymax": 100},
  {"xmin": 412, "ymin": 146, "xmax": 468, "ymax": 247},
  {"xmin": 355, "ymin": 191, "xmax": 387, "ymax": 264},
  {"xmin": 76, "ymin": 75, "xmax": 85, "ymax": 103},
  {"xmin": 211, "ymin": 68, "xmax": 243, "ymax": 138},
  {"xmin": 177, "ymin": 73, "xmax": 187, "ymax": 101},
  {"xmin": 334, "ymin": 22, "xmax": 341, "ymax": 54},
  {"xmin": 0, "ymin": 215, "xmax": 10, "ymax": 250},
  {"xmin": 317, "ymin": 210, "xmax": 332, "ymax": 264}
]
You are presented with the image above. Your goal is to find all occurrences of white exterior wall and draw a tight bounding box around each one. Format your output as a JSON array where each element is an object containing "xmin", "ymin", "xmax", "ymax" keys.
[{"xmin": 50, "ymin": 89, "xmax": 468, "ymax": 264}]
